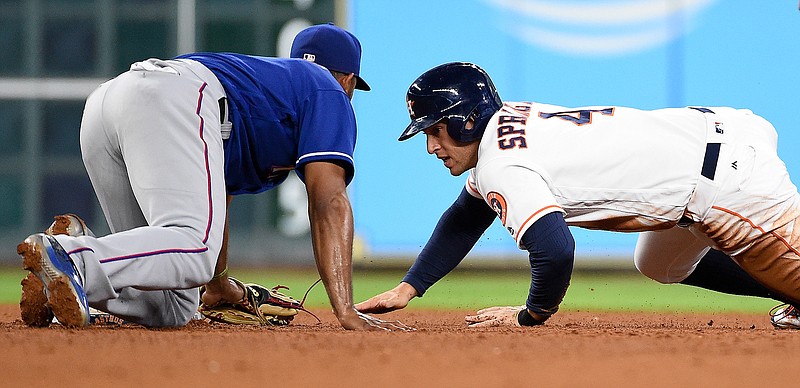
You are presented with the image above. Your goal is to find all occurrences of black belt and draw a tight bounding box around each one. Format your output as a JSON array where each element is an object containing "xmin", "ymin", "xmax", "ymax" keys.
[
  {"xmin": 701, "ymin": 142, "xmax": 721, "ymax": 180},
  {"xmin": 680, "ymin": 107, "xmax": 722, "ymax": 227},
  {"xmin": 679, "ymin": 142, "xmax": 721, "ymax": 227},
  {"xmin": 689, "ymin": 107, "xmax": 721, "ymax": 181},
  {"xmin": 218, "ymin": 97, "xmax": 228, "ymax": 124}
]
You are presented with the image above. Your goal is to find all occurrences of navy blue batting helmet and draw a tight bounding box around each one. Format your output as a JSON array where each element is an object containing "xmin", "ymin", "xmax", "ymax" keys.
[{"xmin": 399, "ymin": 62, "xmax": 502, "ymax": 142}]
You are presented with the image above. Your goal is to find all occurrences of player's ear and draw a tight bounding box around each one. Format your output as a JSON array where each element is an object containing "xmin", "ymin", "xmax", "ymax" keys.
[
  {"xmin": 465, "ymin": 117, "xmax": 475, "ymax": 130},
  {"xmin": 344, "ymin": 73, "xmax": 357, "ymax": 98},
  {"xmin": 334, "ymin": 73, "xmax": 357, "ymax": 100}
]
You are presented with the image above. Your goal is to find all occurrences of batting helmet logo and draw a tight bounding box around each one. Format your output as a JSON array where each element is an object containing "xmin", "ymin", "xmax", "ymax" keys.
[
  {"xmin": 487, "ymin": 191, "xmax": 508, "ymax": 225},
  {"xmin": 407, "ymin": 99, "xmax": 416, "ymax": 119}
]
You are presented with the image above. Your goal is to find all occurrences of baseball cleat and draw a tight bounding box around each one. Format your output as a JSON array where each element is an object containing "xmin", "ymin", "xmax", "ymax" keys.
[
  {"xmin": 45, "ymin": 213, "xmax": 95, "ymax": 238},
  {"xmin": 20, "ymin": 272, "xmax": 54, "ymax": 327},
  {"xmin": 18, "ymin": 233, "xmax": 90, "ymax": 328},
  {"xmin": 20, "ymin": 214, "xmax": 94, "ymax": 327},
  {"xmin": 770, "ymin": 304, "xmax": 800, "ymax": 329}
]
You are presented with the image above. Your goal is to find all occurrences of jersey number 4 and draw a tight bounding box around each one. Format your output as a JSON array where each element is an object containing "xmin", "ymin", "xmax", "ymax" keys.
[{"xmin": 538, "ymin": 108, "xmax": 614, "ymax": 125}]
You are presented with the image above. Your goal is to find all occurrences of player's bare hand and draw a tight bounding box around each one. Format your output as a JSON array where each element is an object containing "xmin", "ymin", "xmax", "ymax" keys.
[
  {"xmin": 201, "ymin": 276, "xmax": 244, "ymax": 307},
  {"xmin": 465, "ymin": 306, "xmax": 527, "ymax": 328},
  {"xmin": 355, "ymin": 282, "xmax": 418, "ymax": 314},
  {"xmin": 336, "ymin": 308, "xmax": 415, "ymax": 331}
]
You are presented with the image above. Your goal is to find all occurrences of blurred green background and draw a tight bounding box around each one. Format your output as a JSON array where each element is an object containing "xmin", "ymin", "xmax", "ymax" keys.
[{"xmin": 0, "ymin": 266, "xmax": 778, "ymax": 313}]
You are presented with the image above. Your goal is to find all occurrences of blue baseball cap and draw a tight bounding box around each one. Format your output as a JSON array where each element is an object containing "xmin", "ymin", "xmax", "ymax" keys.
[{"xmin": 290, "ymin": 23, "xmax": 370, "ymax": 91}]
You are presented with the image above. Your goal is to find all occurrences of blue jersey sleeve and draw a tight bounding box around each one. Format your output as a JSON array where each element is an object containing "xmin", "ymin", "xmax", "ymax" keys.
[{"xmin": 294, "ymin": 89, "xmax": 357, "ymax": 185}]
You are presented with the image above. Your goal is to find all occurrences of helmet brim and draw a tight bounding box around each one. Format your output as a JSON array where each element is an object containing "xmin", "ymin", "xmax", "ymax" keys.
[{"xmin": 399, "ymin": 115, "xmax": 441, "ymax": 141}]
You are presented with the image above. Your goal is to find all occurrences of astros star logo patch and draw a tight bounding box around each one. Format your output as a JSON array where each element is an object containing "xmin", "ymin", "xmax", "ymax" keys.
[{"xmin": 486, "ymin": 191, "xmax": 508, "ymax": 225}]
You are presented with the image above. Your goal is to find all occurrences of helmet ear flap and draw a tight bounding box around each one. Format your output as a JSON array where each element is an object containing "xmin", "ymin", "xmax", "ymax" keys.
[
  {"xmin": 446, "ymin": 110, "xmax": 485, "ymax": 143},
  {"xmin": 445, "ymin": 116, "xmax": 466, "ymax": 143},
  {"xmin": 470, "ymin": 110, "xmax": 494, "ymax": 142}
]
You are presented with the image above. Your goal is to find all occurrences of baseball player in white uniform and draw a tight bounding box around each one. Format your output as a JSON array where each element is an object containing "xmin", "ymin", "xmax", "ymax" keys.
[{"xmin": 356, "ymin": 62, "xmax": 800, "ymax": 329}]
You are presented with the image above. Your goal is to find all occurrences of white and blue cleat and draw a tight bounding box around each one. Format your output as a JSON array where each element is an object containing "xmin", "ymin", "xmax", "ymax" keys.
[
  {"xmin": 18, "ymin": 233, "xmax": 90, "ymax": 327},
  {"xmin": 20, "ymin": 214, "xmax": 93, "ymax": 327},
  {"xmin": 770, "ymin": 304, "xmax": 800, "ymax": 330}
]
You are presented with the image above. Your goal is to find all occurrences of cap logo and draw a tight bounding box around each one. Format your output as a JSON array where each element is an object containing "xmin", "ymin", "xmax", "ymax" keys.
[
  {"xmin": 302, "ymin": 53, "xmax": 316, "ymax": 62},
  {"xmin": 406, "ymin": 99, "xmax": 416, "ymax": 118}
]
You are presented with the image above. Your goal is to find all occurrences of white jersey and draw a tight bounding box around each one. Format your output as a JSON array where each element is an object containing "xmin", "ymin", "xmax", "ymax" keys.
[
  {"xmin": 466, "ymin": 101, "xmax": 713, "ymax": 246},
  {"xmin": 462, "ymin": 100, "xmax": 800, "ymax": 308}
]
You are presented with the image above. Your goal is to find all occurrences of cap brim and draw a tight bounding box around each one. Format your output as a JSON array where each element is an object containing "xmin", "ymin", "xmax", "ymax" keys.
[{"xmin": 355, "ymin": 76, "xmax": 370, "ymax": 91}]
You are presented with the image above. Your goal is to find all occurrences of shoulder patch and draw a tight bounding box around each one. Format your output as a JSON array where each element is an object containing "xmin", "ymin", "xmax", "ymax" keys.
[{"xmin": 486, "ymin": 191, "xmax": 508, "ymax": 225}]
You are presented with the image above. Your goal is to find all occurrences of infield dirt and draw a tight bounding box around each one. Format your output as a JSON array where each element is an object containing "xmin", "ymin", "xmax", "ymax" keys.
[{"xmin": 1, "ymin": 304, "xmax": 798, "ymax": 387}]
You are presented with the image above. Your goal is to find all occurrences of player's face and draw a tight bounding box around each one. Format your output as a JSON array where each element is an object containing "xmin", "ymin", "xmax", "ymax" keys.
[{"xmin": 423, "ymin": 122, "xmax": 479, "ymax": 176}]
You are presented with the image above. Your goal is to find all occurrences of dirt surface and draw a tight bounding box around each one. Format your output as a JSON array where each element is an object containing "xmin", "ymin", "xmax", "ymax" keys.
[{"xmin": 1, "ymin": 304, "xmax": 798, "ymax": 388}]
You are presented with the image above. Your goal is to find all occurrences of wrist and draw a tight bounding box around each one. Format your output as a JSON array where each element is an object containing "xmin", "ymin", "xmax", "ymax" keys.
[
  {"xmin": 517, "ymin": 309, "xmax": 547, "ymax": 326},
  {"xmin": 397, "ymin": 282, "xmax": 419, "ymax": 299},
  {"xmin": 334, "ymin": 306, "xmax": 360, "ymax": 321},
  {"xmin": 210, "ymin": 266, "xmax": 228, "ymax": 282}
]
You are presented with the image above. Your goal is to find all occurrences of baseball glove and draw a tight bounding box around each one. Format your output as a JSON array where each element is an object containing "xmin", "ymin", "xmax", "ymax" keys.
[{"xmin": 198, "ymin": 277, "xmax": 318, "ymax": 326}]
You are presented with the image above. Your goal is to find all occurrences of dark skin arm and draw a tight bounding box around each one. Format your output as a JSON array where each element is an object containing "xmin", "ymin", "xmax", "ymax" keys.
[
  {"xmin": 201, "ymin": 195, "xmax": 244, "ymax": 306},
  {"xmin": 304, "ymin": 160, "xmax": 408, "ymax": 330},
  {"xmin": 201, "ymin": 174, "xmax": 408, "ymax": 331},
  {"xmin": 202, "ymin": 73, "xmax": 410, "ymax": 329},
  {"xmin": 201, "ymin": 182, "xmax": 370, "ymax": 327}
]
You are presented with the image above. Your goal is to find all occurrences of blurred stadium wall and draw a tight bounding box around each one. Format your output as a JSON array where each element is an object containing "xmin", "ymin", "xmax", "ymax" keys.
[{"xmin": 0, "ymin": 0, "xmax": 341, "ymax": 265}]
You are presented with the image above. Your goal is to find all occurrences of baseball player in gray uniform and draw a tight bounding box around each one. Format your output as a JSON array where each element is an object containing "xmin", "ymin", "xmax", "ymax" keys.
[
  {"xmin": 356, "ymin": 62, "xmax": 800, "ymax": 329},
  {"xmin": 17, "ymin": 24, "xmax": 406, "ymax": 331}
]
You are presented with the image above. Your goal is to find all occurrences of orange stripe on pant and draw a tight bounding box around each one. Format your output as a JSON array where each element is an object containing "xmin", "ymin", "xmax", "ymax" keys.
[{"xmin": 706, "ymin": 204, "xmax": 800, "ymax": 305}]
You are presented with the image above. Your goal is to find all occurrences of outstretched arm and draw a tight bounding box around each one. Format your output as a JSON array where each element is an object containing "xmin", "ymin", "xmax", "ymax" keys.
[
  {"xmin": 357, "ymin": 187, "xmax": 496, "ymax": 313},
  {"xmin": 305, "ymin": 161, "xmax": 408, "ymax": 330},
  {"xmin": 465, "ymin": 211, "xmax": 575, "ymax": 327}
]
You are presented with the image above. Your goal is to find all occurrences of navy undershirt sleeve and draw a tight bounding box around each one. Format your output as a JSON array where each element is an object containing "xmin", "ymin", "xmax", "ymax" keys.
[
  {"xmin": 520, "ymin": 211, "xmax": 575, "ymax": 320},
  {"xmin": 402, "ymin": 188, "xmax": 497, "ymax": 296}
]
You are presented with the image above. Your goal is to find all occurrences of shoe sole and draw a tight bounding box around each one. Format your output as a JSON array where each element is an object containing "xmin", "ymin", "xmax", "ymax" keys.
[
  {"xmin": 772, "ymin": 321, "xmax": 800, "ymax": 330},
  {"xmin": 20, "ymin": 216, "xmax": 86, "ymax": 328},
  {"xmin": 19, "ymin": 272, "xmax": 53, "ymax": 327},
  {"xmin": 19, "ymin": 216, "xmax": 94, "ymax": 328},
  {"xmin": 18, "ymin": 239, "xmax": 89, "ymax": 328},
  {"xmin": 46, "ymin": 214, "xmax": 94, "ymax": 238},
  {"xmin": 46, "ymin": 215, "xmax": 74, "ymax": 236}
]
